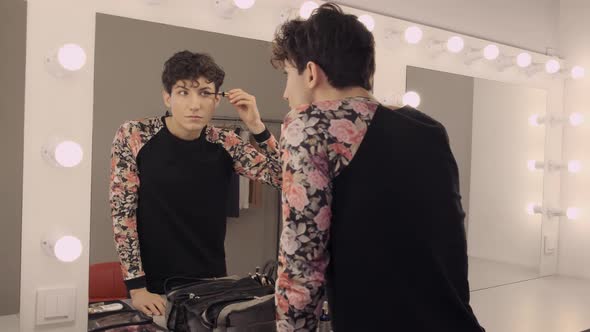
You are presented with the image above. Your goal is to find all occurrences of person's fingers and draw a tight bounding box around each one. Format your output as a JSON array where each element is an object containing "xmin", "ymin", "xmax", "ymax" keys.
[
  {"xmin": 147, "ymin": 303, "xmax": 161, "ymax": 316},
  {"xmin": 234, "ymin": 101, "xmax": 252, "ymax": 108},
  {"xmin": 154, "ymin": 300, "xmax": 166, "ymax": 316},
  {"xmin": 158, "ymin": 296, "xmax": 167, "ymax": 308},
  {"xmin": 229, "ymin": 93, "xmax": 252, "ymax": 104},
  {"xmin": 139, "ymin": 305, "xmax": 153, "ymax": 316}
]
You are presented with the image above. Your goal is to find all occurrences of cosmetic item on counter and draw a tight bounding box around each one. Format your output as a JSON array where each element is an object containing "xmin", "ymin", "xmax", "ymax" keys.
[
  {"xmin": 317, "ymin": 300, "xmax": 332, "ymax": 332},
  {"xmin": 88, "ymin": 302, "xmax": 124, "ymax": 314}
]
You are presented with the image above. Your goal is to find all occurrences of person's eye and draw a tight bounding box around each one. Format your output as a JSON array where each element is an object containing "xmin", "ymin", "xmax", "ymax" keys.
[{"xmin": 178, "ymin": 90, "xmax": 188, "ymax": 96}]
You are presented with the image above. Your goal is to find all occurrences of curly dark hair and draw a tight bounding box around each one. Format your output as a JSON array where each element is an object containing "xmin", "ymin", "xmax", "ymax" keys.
[
  {"xmin": 271, "ymin": 2, "xmax": 375, "ymax": 90},
  {"xmin": 161, "ymin": 51, "xmax": 225, "ymax": 94}
]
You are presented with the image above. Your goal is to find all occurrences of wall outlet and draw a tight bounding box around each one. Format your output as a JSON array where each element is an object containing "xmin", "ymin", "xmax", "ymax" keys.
[{"xmin": 544, "ymin": 235, "xmax": 557, "ymax": 255}]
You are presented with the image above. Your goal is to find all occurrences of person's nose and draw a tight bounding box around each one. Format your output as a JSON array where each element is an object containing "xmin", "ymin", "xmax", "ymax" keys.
[{"xmin": 190, "ymin": 93, "xmax": 201, "ymax": 111}]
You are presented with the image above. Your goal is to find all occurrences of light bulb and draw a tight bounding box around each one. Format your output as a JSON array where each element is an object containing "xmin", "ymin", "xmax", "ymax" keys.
[
  {"xmin": 402, "ymin": 91, "xmax": 421, "ymax": 108},
  {"xmin": 566, "ymin": 207, "xmax": 581, "ymax": 220},
  {"xmin": 529, "ymin": 114, "xmax": 542, "ymax": 127},
  {"xmin": 54, "ymin": 236, "xmax": 83, "ymax": 262},
  {"xmin": 545, "ymin": 59, "xmax": 561, "ymax": 74},
  {"xmin": 57, "ymin": 44, "xmax": 87, "ymax": 71},
  {"xmin": 517, "ymin": 52, "xmax": 532, "ymax": 68},
  {"xmin": 54, "ymin": 141, "xmax": 83, "ymax": 167},
  {"xmin": 404, "ymin": 26, "xmax": 423, "ymax": 44},
  {"xmin": 526, "ymin": 203, "xmax": 541, "ymax": 216},
  {"xmin": 571, "ymin": 66, "xmax": 585, "ymax": 79},
  {"xmin": 483, "ymin": 44, "xmax": 500, "ymax": 60},
  {"xmin": 42, "ymin": 234, "xmax": 83, "ymax": 263},
  {"xmin": 568, "ymin": 160, "xmax": 582, "ymax": 173},
  {"xmin": 299, "ymin": 1, "xmax": 318, "ymax": 19},
  {"xmin": 446, "ymin": 36, "xmax": 465, "ymax": 53},
  {"xmin": 569, "ymin": 112, "xmax": 584, "ymax": 126},
  {"xmin": 233, "ymin": 0, "xmax": 255, "ymax": 9},
  {"xmin": 358, "ymin": 14, "xmax": 375, "ymax": 32}
]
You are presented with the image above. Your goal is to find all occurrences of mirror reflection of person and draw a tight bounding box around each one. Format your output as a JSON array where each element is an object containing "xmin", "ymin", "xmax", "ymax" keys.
[
  {"xmin": 271, "ymin": 3, "xmax": 485, "ymax": 332},
  {"xmin": 109, "ymin": 51, "xmax": 281, "ymax": 317}
]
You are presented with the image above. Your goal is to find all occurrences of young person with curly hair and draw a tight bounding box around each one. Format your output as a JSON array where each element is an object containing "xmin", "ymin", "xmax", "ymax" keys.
[
  {"xmin": 272, "ymin": 3, "xmax": 485, "ymax": 331},
  {"xmin": 109, "ymin": 50, "xmax": 281, "ymax": 316}
]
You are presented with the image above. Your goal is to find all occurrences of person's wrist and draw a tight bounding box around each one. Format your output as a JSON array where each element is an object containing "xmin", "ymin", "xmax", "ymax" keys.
[
  {"xmin": 130, "ymin": 287, "xmax": 147, "ymax": 296},
  {"xmin": 248, "ymin": 120, "xmax": 265, "ymax": 135}
]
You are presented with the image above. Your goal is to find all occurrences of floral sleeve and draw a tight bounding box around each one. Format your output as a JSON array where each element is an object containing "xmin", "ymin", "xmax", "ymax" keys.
[
  {"xmin": 275, "ymin": 99, "xmax": 378, "ymax": 332},
  {"xmin": 110, "ymin": 122, "xmax": 145, "ymax": 286},
  {"xmin": 206, "ymin": 126, "xmax": 282, "ymax": 189},
  {"xmin": 275, "ymin": 106, "xmax": 333, "ymax": 332}
]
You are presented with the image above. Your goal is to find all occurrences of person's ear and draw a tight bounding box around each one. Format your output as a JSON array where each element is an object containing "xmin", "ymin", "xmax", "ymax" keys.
[
  {"xmin": 162, "ymin": 90, "xmax": 172, "ymax": 109},
  {"xmin": 306, "ymin": 61, "xmax": 322, "ymax": 89}
]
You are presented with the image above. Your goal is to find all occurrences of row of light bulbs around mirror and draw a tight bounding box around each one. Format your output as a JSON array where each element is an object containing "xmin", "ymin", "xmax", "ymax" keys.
[
  {"xmin": 526, "ymin": 109, "xmax": 584, "ymax": 221},
  {"xmin": 161, "ymin": 0, "xmax": 587, "ymax": 80}
]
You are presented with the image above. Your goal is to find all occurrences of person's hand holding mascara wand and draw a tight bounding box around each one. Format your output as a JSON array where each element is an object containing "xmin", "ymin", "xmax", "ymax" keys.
[{"xmin": 224, "ymin": 88, "xmax": 266, "ymax": 134}]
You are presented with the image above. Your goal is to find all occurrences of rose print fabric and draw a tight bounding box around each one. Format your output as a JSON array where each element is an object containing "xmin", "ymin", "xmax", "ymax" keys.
[{"xmin": 276, "ymin": 97, "xmax": 379, "ymax": 331}]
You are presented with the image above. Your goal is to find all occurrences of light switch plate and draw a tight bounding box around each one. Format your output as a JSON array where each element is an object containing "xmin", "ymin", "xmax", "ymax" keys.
[{"xmin": 36, "ymin": 287, "xmax": 76, "ymax": 325}]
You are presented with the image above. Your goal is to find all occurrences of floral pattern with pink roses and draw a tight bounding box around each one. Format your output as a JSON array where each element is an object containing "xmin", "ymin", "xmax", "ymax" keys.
[{"xmin": 276, "ymin": 97, "xmax": 379, "ymax": 331}]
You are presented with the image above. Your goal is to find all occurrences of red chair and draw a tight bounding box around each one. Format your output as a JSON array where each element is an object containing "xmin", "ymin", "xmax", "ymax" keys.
[{"xmin": 89, "ymin": 262, "xmax": 129, "ymax": 303}]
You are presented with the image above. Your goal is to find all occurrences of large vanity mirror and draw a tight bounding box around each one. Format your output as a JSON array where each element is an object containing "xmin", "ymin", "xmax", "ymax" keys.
[
  {"xmin": 406, "ymin": 66, "xmax": 548, "ymax": 290},
  {"xmin": 89, "ymin": 13, "xmax": 286, "ymax": 304}
]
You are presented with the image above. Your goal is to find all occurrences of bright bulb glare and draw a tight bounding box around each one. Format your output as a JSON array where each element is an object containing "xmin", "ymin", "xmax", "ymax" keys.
[
  {"xmin": 233, "ymin": 0, "xmax": 255, "ymax": 9},
  {"xmin": 57, "ymin": 44, "xmax": 86, "ymax": 71},
  {"xmin": 54, "ymin": 141, "xmax": 83, "ymax": 168},
  {"xmin": 571, "ymin": 66, "xmax": 585, "ymax": 79},
  {"xmin": 358, "ymin": 14, "xmax": 375, "ymax": 32},
  {"xmin": 483, "ymin": 44, "xmax": 500, "ymax": 60},
  {"xmin": 568, "ymin": 160, "xmax": 582, "ymax": 173},
  {"xmin": 517, "ymin": 52, "xmax": 532, "ymax": 68},
  {"xmin": 54, "ymin": 236, "xmax": 83, "ymax": 262},
  {"xmin": 545, "ymin": 59, "xmax": 561, "ymax": 74},
  {"xmin": 527, "ymin": 160, "xmax": 539, "ymax": 171},
  {"xmin": 526, "ymin": 203, "xmax": 540, "ymax": 216},
  {"xmin": 566, "ymin": 207, "xmax": 581, "ymax": 220},
  {"xmin": 404, "ymin": 26, "xmax": 423, "ymax": 44},
  {"xmin": 569, "ymin": 113, "xmax": 584, "ymax": 126},
  {"xmin": 403, "ymin": 91, "xmax": 421, "ymax": 108},
  {"xmin": 446, "ymin": 36, "xmax": 465, "ymax": 53},
  {"xmin": 299, "ymin": 1, "xmax": 318, "ymax": 19}
]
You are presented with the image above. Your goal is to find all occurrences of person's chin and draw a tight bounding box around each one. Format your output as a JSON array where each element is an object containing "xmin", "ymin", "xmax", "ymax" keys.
[{"xmin": 182, "ymin": 122, "xmax": 205, "ymax": 133}]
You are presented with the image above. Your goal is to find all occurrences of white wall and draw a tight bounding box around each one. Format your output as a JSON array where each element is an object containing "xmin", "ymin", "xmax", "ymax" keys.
[
  {"xmin": 21, "ymin": 1, "xmax": 95, "ymax": 331},
  {"xmin": 21, "ymin": 0, "xmax": 566, "ymax": 331},
  {"xmin": 558, "ymin": 0, "xmax": 590, "ymax": 279},
  {"xmin": 468, "ymin": 79, "xmax": 547, "ymax": 268},
  {"xmin": 336, "ymin": 0, "xmax": 560, "ymax": 54}
]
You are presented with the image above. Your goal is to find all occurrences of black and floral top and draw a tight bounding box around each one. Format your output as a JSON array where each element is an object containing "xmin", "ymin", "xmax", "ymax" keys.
[
  {"xmin": 276, "ymin": 97, "xmax": 380, "ymax": 331},
  {"xmin": 110, "ymin": 116, "xmax": 281, "ymax": 292}
]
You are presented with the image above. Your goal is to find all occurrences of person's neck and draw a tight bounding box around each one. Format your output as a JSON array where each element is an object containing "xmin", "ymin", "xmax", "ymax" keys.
[
  {"xmin": 312, "ymin": 86, "xmax": 374, "ymax": 103},
  {"xmin": 165, "ymin": 116, "xmax": 203, "ymax": 141}
]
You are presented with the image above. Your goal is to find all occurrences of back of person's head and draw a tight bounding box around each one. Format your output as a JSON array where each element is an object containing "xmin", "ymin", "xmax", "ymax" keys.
[
  {"xmin": 161, "ymin": 50, "xmax": 225, "ymax": 94},
  {"xmin": 271, "ymin": 2, "xmax": 375, "ymax": 90}
]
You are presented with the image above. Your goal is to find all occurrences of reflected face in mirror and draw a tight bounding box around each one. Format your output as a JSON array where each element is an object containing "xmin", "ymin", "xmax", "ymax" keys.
[
  {"xmin": 162, "ymin": 78, "xmax": 221, "ymax": 139},
  {"xmin": 282, "ymin": 61, "xmax": 313, "ymax": 109}
]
